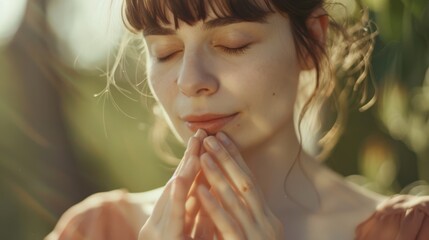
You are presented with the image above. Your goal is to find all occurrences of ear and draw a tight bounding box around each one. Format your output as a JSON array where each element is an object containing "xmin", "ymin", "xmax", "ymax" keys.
[
  {"xmin": 301, "ymin": 8, "xmax": 329, "ymax": 70},
  {"xmin": 307, "ymin": 8, "xmax": 329, "ymax": 46}
]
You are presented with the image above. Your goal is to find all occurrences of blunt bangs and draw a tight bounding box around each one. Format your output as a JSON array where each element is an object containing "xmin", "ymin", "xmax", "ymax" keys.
[{"xmin": 123, "ymin": 0, "xmax": 274, "ymax": 32}]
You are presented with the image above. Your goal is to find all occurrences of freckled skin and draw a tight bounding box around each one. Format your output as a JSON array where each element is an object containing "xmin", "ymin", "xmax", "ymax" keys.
[{"xmin": 144, "ymin": 14, "xmax": 301, "ymax": 151}]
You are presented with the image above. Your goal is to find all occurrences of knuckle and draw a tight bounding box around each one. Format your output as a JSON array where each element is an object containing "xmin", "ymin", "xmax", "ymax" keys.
[
  {"xmin": 210, "ymin": 169, "xmax": 225, "ymax": 183},
  {"xmin": 217, "ymin": 181, "xmax": 231, "ymax": 195},
  {"xmin": 171, "ymin": 176, "xmax": 184, "ymax": 187},
  {"xmin": 218, "ymin": 148, "xmax": 232, "ymax": 162}
]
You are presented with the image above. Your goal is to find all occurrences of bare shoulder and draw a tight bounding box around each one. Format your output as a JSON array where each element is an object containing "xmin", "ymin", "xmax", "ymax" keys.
[
  {"xmin": 45, "ymin": 187, "xmax": 165, "ymax": 240},
  {"xmin": 325, "ymin": 168, "xmax": 386, "ymax": 219},
  {"xmin": 305, "ymin": 165, "xmax": 387, "ymax": 240}
]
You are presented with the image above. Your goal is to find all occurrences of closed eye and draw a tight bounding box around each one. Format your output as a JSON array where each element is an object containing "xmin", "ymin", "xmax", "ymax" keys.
[
  {"xmin": 154, "ymin": 44, "xmax": 250, "ymax": 62},
  {"xmin": 218, "ymin": 44, "xmax": 251, "ymax": 55},
  {"xmin": 155, "ymin": 50, "xmax": 182, "ymax": 62}
]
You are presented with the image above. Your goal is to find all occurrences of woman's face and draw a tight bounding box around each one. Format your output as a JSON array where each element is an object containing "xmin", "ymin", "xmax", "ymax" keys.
[{"xmin": 143, "ymin": 11, "xmax": 302, "ymax": 150}]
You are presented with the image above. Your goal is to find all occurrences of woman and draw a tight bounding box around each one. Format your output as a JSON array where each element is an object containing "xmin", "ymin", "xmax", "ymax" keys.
[{"xmin": 46, "ymin": 0, "xmax": 429, "ymax": 239}]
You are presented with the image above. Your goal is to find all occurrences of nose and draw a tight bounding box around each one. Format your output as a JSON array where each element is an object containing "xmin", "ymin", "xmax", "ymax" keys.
[{"xmin": 177, "ymin": 49, "xmax": 219, "ymax": 97}]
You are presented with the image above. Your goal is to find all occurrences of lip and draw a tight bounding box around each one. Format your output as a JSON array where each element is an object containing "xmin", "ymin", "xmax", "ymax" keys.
[{"xmin": 182, "ymin": 113, "xmax": 239, "ymax": 134}]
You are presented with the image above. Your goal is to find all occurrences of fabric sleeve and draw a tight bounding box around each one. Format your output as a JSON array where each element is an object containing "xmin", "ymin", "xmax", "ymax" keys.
[
  {"xmin": 45, "ymin": 189, "xmax": 145, "ymax": 240},
  {"xmin": 355, "ymin": 195, "xmax": 429, "ymax": 240}
]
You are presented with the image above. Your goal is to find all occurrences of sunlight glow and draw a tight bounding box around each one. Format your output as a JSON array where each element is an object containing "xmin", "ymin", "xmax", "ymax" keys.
[
  {"xmin": 0, "ymin": 0, "xmax": 28, "ymax": 46},
  {"xmin": 47, "ymin": 0, "xmax": 124, "ymax": 69}
]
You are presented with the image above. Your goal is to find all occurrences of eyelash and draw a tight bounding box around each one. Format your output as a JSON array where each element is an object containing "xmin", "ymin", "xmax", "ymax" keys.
[
  {"xmin": 155, "ymin": 44, "xmax": 251, "ymax": 62},
  {"xmin": 156, "ymin": 52, "xmax": 181, "ymax": 62},
  {"xmin": 218, "ymin": 44, "xmax": 251, "ymax": 55}
]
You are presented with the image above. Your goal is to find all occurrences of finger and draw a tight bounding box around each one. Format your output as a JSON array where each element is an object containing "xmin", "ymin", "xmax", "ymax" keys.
[
  {"xmin": 174, "ymin": 129, "xmax": 206, "ymax": 177},
  {"xmin": 192, "ymin": 207, "xmax": 215, "ymax": 239},
  {"xmin": 157, "ymin": 130, "xmax": 206, "ymax": 230},
  {"xmin": 200, "ymin": 153, "xmax": 254, "ymax": 232},
  {"xmin": 186, "ymin": 170, "xmax": 210, "ymax": 207},
  {"xmin": 197, "ymin": 130, "xmax": 208, "ymax": 155},
  {"xmin": 188, "ymin": 129, "xmax": 207, "ymax": 157},
  {"xmin": 203, "ymin": 136, "xmax": 267, "ymax": 219},
  {"xmin": 177, "ymin": 140, "xmax": 200, "ymax": 183},
  {"xmin": 216, "ymin": 132, "xmax": 252, "ymax": 176},
  {"xmin": 184, "ymin": 194, "xmax": 198, "ymax": 235},
  {"xmin": 184, "ymin": 171, "xmax": 209, "ymax": 234},
  {"xmin": 165, "ymin": 155, "xmax": 200, "ymax": 231},
  {"xmin": 173, "ymin": 136, "xmax": 195, "ymax": 177},
  {"xmin": 148, "ymin": 179, "xmax": 174, "ymax": 223},
  {"xmin": 180, "ymin": 130, "xmax": 208, "ymax": 234},
  {"xmin": 162, "ymin": 177, "xmax": 188, "ymax": 235},
  {"xmin": 143, "ymin": 131, "xmax": 207, "ymax": 238},
  {"xmin": 184, "ymin": 129, "xmax": 208, "ymax": 204},
  {"xmin": 162, "ymin": 130, "xmax": 206, "ymax": 230},
  {"xmin": 215, "ymin": 228, "xmax": 225, "ymax": 240},
  {"xmin": 197, "ymin": 185, "xmax": 245, "ymax": 240},
  {"xmin": 195, "ymin": 129, "xmax": 207, "ymax": 154},
  {"xmin": 191, "ymin": 183, "xmax": 217, "ymax": 237},
  {"xmin": 216, "ymin": 132, "xmax": 268, "ymax": 214}
]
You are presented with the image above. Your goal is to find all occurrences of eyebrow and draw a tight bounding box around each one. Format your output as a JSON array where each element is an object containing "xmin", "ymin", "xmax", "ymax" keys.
[{"xmin": 143, "ymin": 16, "xmax": 268, "ymax": 37}]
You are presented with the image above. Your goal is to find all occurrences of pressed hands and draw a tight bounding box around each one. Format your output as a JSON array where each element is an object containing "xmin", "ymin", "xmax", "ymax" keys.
[{"xmin": 139, "ymin": 129, "xmax": 285, "ymax": 240}]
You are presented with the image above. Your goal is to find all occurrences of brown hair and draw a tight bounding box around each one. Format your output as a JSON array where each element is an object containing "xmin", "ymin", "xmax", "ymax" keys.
[{"xmin": 117, "ymin": 0, "xmax": 375, "ymax": 160}]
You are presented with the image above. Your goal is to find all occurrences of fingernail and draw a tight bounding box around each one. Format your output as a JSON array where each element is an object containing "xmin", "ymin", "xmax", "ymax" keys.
[
  {"xmin": 195, "ymin": 129, "xmax": 207, "ymax": 139},
  {"xmin": 216, "ymin": 132, "xmax": 231, "ymax": 145},
  {"xmin": 205, "ymin": 137, "xmax": 220, "ymax": 150}
]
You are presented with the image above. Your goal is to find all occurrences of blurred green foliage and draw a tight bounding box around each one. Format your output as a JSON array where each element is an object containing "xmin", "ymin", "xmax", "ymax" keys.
[
  {"xmin": 0, "ymin": 0, "xmax": 428, "ymax": 239},
  {"xmin": 329, "ymin": 0, "xmax": 429, "ymax": 195}
]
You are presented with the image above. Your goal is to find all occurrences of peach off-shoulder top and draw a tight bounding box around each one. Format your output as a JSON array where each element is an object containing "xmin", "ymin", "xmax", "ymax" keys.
[
  {"xmin": 46, "ymin": 190, "xmax": 429, "ymax": 240},
  {"xmin": 355, "ymin": 195, "xmax": 429, "ymax": 240}
]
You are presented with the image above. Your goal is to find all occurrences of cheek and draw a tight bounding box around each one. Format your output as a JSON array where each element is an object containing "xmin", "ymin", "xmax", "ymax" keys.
[
  {"xmin": 237, "ymin": 51, "xmax": 300, "ymax": 103},
  {"xmin": 147, "ymin": 64, "xmax": 177, "ymax": 105},
  {"xmin": 236, "ymin": 47, "xmax": 301, "ymax": 128},
  {"xmin": 148, "ymin": 71, "xmax": 187, "ymax": 142},
  {"xmin": 147, "ymin": 73, "xmax": 180, "ymax": 135}
]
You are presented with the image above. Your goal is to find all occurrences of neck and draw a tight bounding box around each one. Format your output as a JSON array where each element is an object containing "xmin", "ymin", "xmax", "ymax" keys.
[{"xmin": 241, "ymin": 123, "xmax": 323, "ymax": 214}]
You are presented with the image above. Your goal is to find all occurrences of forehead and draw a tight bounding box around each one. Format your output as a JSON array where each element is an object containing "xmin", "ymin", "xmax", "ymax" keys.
[{"xmin": 137, "ymin": 0, "xmax": 274, "ymax": 31}]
